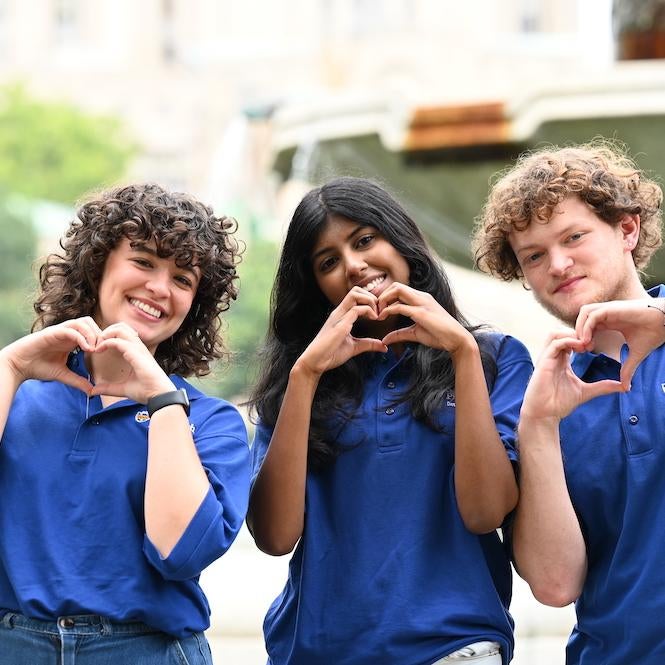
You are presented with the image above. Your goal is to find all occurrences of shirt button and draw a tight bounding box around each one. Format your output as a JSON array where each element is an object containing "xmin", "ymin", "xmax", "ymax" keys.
[
  {"xmin": 629, "ymin": 415, "xmax": 639, "ymax": 425},
  {"xmin": 385, "ymin": 407, "xmax": 395, "ymax": 415},
  {"xmin": 386, "ymin": 381, "xmax": 396, "ymax": 389},
  {"xmin": 59, "ymin": 617, "xmax": 75, "ymax": 628}
]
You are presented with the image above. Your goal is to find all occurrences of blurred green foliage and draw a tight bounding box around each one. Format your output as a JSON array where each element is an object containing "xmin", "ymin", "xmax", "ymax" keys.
[
  {"xmin": 202, "ymin": 234, "xmax": 279, "ymax": 401},
  {"xmin": 0, "ymin": 197, "xmax": 37, "ymax": 346},
  {"xmin": 0, "ymin": 83, "xmax": 134, "ymax": 343},
  {"xmin": 0, "ymin": 84, "xmax": 135, "ymax": 204}
]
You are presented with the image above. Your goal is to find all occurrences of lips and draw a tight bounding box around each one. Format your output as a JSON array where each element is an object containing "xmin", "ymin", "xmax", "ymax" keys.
[
  {"xmin": 129, "ymin": 297, "xmax": 164, "ymax": 319},
  {"xmin": 359, "ymin": 274, "xmax": 386, "ymax": 293},
  {"xmin": 553, "ymin": 276, "xmax": 584, "ymax": 294}
]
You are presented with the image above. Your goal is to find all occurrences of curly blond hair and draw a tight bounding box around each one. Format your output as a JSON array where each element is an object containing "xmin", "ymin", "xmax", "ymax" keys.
[
  {"xmin": 472, "ymin": 141, "xmax": 663, "ymax": 281},
  {"xmin": 33, "ymin": 183, "xmax": 241, "ymax": 377}
]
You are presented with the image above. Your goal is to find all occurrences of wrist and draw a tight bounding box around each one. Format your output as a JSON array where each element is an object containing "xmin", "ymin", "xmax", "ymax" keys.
[
  {"xmin": 147, "ymin": 387, "xmax": 190, "ymax": 417},
  {"xmin": 449, "ymin": 333, "xmax": 480, "ymax": 363},
  {"xmin": 290, "ymin": 360, "xmax": 323, "ymax": 386},
  {"xmin": 517, "ymin": 413, "xmax": 561, "ymax": 439},
  {"xmin": 0, "ymin": 348, "xmax": 26, "ymax": 389}
]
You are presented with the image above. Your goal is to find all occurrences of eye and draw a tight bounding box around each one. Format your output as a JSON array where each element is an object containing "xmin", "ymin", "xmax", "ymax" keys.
[
  {"xmin": 132, "ymin": 257, "xmax": 153, "ymax": 268},
  {"xmin": 522, "ymin": 252, "xmax": 543, "ymax": 265},
  {"xmin": 355, "ymin": 233, "xmax": 375, "ymax": 249},
  {"xmin": 566, "ymin": 232, "xmax": 585, "ymax": 243},
  {"xmin": 318, "ymin": 256, "xmax": 338, "ymax": 273},
  {"xmin": 174, "ymin": 274, "xmax": 194, "ymax": 288}
]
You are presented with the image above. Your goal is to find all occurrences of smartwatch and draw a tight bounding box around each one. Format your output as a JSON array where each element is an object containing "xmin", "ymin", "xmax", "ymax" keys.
[{"xmin": 147, "ymin": 388, "xmax": 190, "ymax": 417}]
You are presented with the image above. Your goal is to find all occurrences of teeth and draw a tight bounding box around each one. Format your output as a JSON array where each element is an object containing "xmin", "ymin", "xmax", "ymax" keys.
[
  {"xmin": 130, "ymin": 298, "xmax": 162, "ymax": 318},
  {"xmin": 365, "ymin": 276, "xmax": 385, "ymax": 292}
]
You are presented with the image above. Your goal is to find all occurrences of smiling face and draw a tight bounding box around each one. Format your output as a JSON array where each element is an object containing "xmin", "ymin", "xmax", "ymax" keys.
[
  {"xmin": 94, "ymin": 238, "xmax": 200, "ymax": 354},
  {"xmin": 311, "ymin": 216, "xmax": 410, "ymax": 330},
  {"xmin": 509, "ymin": 196, "xmax": 643, "ymax": 324}
]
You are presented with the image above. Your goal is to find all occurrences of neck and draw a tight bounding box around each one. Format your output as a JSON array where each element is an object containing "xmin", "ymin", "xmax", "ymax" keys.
[{"xmin": 85, "ymin": 349, "xmax": 131, "ymax": 385}]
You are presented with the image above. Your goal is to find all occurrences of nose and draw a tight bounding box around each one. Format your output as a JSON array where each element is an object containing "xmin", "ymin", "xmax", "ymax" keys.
[
  {"xmin": 548, "ymin": 248, "xmax": 573, "ymax": 276},
  {"xmin": 145, "ymin": 270, "xmax": 170, "ymax": 298},
  {"xmin": 344, "ymin": 251, "xmax": 368, "ymax": 282}
]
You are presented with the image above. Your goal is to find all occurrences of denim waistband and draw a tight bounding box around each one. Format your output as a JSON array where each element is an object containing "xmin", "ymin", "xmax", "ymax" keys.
[{"xmin": 1, "ymin": 612, "xmax": 159, "ymax": 636}]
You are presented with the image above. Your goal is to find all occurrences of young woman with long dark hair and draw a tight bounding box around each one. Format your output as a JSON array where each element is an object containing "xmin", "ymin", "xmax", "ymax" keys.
[{"xmin": 247, "ymin": 177, "xmax": 532, "ymax": 665}]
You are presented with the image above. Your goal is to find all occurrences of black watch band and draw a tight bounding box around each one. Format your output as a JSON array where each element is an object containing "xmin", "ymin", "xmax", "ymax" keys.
[{"xmin": 147, "ymin": 388, "xmax": 190, "ymax": 417}]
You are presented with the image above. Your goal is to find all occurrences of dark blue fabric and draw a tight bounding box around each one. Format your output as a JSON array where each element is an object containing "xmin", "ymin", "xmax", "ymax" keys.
[
  {"xmin": 0, "ymin": 350, "xmax": 250, "ymax": 638},
  {"xmin": 251, "ymin": 334, "xmax": 532, "ymax": 665},
  {"xmin": 562, "ymin": 284, "xmax": 665, "ymax": 665}
]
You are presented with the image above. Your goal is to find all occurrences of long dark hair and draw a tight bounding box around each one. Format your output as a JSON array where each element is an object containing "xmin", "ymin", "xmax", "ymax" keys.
[{"xmin": 249, "ymin": 177, "xmax": 496, "ymax": 470}]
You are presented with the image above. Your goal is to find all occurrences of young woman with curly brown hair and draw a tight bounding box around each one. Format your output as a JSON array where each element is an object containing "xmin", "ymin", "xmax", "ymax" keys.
[{"xmin": 0, "ymin": 183, "xmax": 250, "ymax": 665}]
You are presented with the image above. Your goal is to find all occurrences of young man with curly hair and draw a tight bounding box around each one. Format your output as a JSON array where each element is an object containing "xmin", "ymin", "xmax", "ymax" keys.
[
  {"xmin": 472, "ymin": 142, "xmax": 665, "ymax": 664},
  {"xmin": 0, "ymin": 183, "xmax": 250, "ymax": 664}
]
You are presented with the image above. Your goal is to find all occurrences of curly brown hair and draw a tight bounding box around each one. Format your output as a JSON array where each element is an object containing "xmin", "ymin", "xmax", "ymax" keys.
[
  {"xmin": 472, "ymin": 141, "xmax": 663, "ymax": 281},
  {"xmin": 33, "ymin": 183, "xmax": 241, "ymax": 377}
]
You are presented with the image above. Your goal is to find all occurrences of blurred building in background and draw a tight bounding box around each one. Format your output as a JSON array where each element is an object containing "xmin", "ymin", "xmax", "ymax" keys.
[
  {"xmin": 0, "ymin": 0, "xmax": 609, "ymax": 197},
  {"xmin": 3, "ymin": 1, "xmax": 665, "ymax": 663}
]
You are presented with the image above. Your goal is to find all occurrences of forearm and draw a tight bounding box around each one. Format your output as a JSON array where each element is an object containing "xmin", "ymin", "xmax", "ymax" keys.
[
  {"xmin": 144, "ymin": 404, "xmax": 210, "ymax": 557},
  {"xmin": 247, "ymin": 363, "xmax": 319, "ymax": 555},
  {"xmin": 0, "ymin": 351, "xmax": 24, "ymax": 441},
  {"xmin": 452, "ymin": 339, "xmax": 518, "ymax": 533},
  {"xmin": 512, "ymin": 415, "xmax": 587, "ymax": 606}
]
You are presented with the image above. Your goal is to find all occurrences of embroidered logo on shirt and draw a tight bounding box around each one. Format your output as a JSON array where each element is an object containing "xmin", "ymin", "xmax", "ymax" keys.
[
  {"xmin": 135, "ymin": 410, "xmax": 194, "ymax": 432},
  {"xmin": 446, "ymin": 391, "xmax": 456, "ymax": 407}
]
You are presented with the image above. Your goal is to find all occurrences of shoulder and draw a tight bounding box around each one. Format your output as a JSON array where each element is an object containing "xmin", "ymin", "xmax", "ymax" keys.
[
  {"xmin": 477, "ymin": 331, "xmax": 532, "ymax": 366},
  {"xmin": 172, "ymin": 376, "xmax": 247, "ymax": 434}
]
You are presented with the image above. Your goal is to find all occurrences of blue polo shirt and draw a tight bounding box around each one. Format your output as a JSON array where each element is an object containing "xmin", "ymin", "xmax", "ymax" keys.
[
  {"xmin": 251, "ymin": 334, "xmax": 532, "ymax": 665},
  {"xmin": 0, "ymin": 350, "xmax": 250, "ymax": 638},
  {"xmin": 559, "ymin": 285, "xmax": 665, "ymax": 664}
]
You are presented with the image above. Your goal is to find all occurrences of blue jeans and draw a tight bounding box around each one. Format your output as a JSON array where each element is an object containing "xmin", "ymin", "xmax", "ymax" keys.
[{"xmin": 0, "ymin": 612, "xmax": 213, "ymax": 665}]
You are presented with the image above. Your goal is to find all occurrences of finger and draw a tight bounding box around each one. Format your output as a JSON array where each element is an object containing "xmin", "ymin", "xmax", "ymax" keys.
[
  {"xmin": 377, "ymin": 283, "xmax": 422, "ymax": 310},
  {"xmin": 575, "ymin": 309, "xmax": 608, "ymax": 347},
  {"xmin": 542, "ymin": 335, "xmax": 586, "ymax": 358},
  {"xmin": 58, "ymin": 371, "xmax": 95, "ymax": 395},
  {"xmin": 56, "ymin": 327, "xmax": 97, "ymax": 352},
  {"xmin": 341, "ymin": 303, "xmax": 383, "ymax": 326},
  {"xmin": 543, "ymin": 327, "xmax": 577, "ymax": 346},
  {"xmin": 98, "ymin": 322, "xmax": 141, "ymax": 340},
  {"xmin": 89, "ymin": 382, "xmax": 130, "ymax": 399},
  {"xmin": 579, "ymin": 379, "xmax": 625, "ymax": 403},
  {"xmin": 381, "ymin": 325, "xmax": 417, "ymax": 347},
  {"xmin": 619, "ymin": 351, "xmax": 646, "ymax": 390},
  {"xmin": 342, "ymin": 287, "xmax": 379, "ymax": 308},
  {"xmin": 377, "ymin": 301, "xmax": 417, "ymax": 321},
  {"xmin": 351, "ymin": 337, "xmax": 388, "ymax": 355},
  {"xmin": 93, "ymin": 337, "xmax": 137, "ymax": 356},
  {"xmin": 60, "ymin": 318, "xmax": 102, "ymax": 349}
]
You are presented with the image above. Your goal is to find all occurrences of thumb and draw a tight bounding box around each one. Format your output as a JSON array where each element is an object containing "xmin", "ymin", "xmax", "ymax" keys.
[
  {"xmin": 581, "ymin": 379, "xmax": 625, "ymax": 404},
  {"xmin": 382, "ymin": 325, "xmax": 417, "ymax": 348},
  {"xmin": 353, "ymin": 338, "xmax": 388, "ymax": 356},
  {"xmin": 58, "ymin": 370, "xmax": 95, "ymax": 395},
  {"xmin": 89, "ymin": 381, "xmax": 130, "ymax": 399},
  {"xmin": 619, "ymin": 351, "xmax": 645, "ymax": 390}
]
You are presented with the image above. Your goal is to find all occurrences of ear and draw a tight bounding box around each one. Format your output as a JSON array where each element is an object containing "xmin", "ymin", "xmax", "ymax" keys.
[{"xmin": 619, "ymin": 213, "xmax": 640, "ymax": 254}]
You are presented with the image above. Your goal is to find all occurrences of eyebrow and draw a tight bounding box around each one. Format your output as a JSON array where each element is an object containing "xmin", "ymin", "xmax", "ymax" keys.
[
  {"xmin": 311, "ymin": 225, "xmax": 368, "ymax": 262},
  {"xmin": 130, "ymin": 243, "xmax": 201, "ymax": 278}
]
